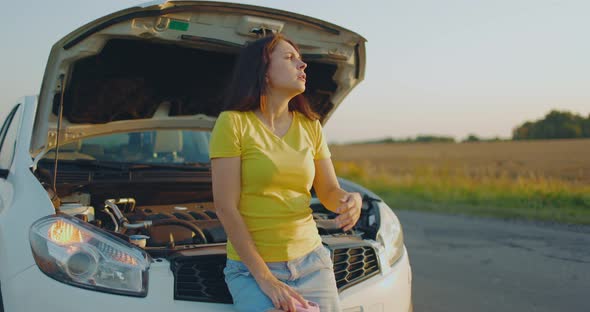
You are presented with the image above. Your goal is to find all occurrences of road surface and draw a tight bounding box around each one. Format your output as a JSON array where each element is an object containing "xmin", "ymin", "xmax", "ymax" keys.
[{"xmin": 395, "ymin": 210, "xmax": 590, "ymax": 312}]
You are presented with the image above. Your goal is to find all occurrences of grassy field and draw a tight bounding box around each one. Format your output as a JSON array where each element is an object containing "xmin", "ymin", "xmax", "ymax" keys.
[{"xmin": 330, "ymin": 138, "xmax": 590, "ymax": 225}]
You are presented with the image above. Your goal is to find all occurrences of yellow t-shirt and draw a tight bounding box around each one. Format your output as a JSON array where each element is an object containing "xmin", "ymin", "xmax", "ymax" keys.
[{"xmin": 209, "ymin": 110, "xmax": 331, "ymax": 262}]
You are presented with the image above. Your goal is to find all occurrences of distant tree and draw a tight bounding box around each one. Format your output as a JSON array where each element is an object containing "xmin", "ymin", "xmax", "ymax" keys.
[
  {"xmin": 513, "ymin": 121, "xmax": 532, "ymax": 140},
  {"xmin": 583, "ymin": 114, "xmax": 590, "ymax": 137},
  {"xmin": 415, "ymin": 135, "xmax": 455, "ymax": 143},
  {"xmin": 464, "ymin": 134, "xmax": 480, "ymax": 142},
  {"xmin": 512, "ymin": 110, "xmax": 590, "ymax": 140},
  {"xmin": 486, "ymin": 136, "xmax": 503, "ymax": 142},
  {"xmin": 350, "ymin": 135, "xmax": 456, "ymax": 145}
]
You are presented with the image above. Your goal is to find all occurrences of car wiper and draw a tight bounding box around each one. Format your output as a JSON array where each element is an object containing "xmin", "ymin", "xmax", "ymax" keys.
[
  {"xmin": 39, "ymin": 158, "xmax": 131, "ymax": 170},
  {"xmin": 125, "ymin": 162, "xmax": 210, "ymax": 171},
  {"xmin": 39, "ymin": 159, "xmax": 210, "ymax": 171}
]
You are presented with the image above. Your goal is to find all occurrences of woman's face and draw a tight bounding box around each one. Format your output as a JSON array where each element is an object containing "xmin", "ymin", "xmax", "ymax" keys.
[{"xmin": 266, "ymin": 39, "xmax": 307, "ymax": 96}]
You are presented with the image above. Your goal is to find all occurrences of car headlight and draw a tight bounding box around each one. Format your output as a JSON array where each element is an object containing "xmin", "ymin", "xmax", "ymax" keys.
[
  {"xmin": 376, "ymin": 201, "xmax": 404, "ymax": 267},
  {"xmin": 29, "ymin": 214, "xmax": 150, "ymax": 297}
]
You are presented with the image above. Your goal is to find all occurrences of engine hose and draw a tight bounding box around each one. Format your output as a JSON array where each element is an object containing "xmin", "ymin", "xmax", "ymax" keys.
[{"xmin": 151, "ymin": 218, "xmax": 208, "ymax": 244}]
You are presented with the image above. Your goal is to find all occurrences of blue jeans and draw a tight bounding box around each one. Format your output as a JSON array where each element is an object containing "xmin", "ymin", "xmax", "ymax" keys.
[{"xmin": 223, "ymin": 244, "xmax": 341, "ymax": 312}]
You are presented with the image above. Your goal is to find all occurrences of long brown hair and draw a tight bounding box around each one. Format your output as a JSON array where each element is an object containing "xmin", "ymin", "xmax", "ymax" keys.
[{"xmin": 222, "ymin": 33, "xmax": 319, "ymax": 120}]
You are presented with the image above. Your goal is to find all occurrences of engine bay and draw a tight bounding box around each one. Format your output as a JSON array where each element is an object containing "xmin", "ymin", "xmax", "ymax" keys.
[
  {"xmin": 44, "ymin": 181, "xmax": 380, "ymax": 259},
  {"xmin": 33, "ymin": 136, "xmax": 381, "ymax": 259}
]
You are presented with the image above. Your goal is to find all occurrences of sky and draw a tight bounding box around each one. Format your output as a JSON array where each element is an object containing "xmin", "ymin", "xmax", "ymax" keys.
[{"xmin": 1, "ymin": 0, "xmax": 588, "ymax": 144}]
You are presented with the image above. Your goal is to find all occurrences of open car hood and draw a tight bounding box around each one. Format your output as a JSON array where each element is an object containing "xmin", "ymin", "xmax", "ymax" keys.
[{"xmin": 31, "ymin": 0, "xmax": 366, "ymax": 158}]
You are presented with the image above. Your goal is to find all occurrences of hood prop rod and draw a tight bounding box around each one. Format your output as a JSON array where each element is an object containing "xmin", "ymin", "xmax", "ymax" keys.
[{"xmin": 51, "ymin": 74, "xmax": 67, "ymax": 212}]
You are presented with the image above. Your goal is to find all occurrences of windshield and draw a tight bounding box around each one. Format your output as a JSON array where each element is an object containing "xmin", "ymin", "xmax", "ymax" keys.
[{"xmin": 42, "ymin": 130, "xmax": 211, "ymax": 165}]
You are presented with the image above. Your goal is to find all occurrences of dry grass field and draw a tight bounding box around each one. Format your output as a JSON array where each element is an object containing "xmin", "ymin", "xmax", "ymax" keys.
[
  {"xmin": 331, "ymin": 138, "xmax": 590, "ymax": 183},
  {"xmin": 330, "ymin": 138, "xmax": 590, "ymax": 224}
]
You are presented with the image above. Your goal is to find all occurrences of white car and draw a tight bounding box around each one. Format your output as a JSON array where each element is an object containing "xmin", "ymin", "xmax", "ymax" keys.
[{"xmin": 0, "ymin": 1, "xmax": 412, "ymax": 311}]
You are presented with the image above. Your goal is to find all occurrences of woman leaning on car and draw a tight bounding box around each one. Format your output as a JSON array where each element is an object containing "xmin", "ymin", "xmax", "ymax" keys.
[{"xmin": 209, "ymin": 33, "xmax": 363, "ymax": 312}]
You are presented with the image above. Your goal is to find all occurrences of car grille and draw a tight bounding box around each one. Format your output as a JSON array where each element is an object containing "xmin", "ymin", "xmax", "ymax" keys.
[
  {"xmin": 331, "ymin": 246, "xmax": 380, "ymax": 290},
  {"xmin": 171, "ymin": 246, "xmax": 380, "ymax": 303},
  {"xmin": 171, "ymin": 254, "xmax": 233, "ymax": 303}
]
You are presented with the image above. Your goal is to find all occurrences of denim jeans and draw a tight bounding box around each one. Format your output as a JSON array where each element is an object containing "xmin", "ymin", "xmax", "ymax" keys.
[{"xmin": 223, "ymin": 244, "xmax": 341, "ymax": 312}]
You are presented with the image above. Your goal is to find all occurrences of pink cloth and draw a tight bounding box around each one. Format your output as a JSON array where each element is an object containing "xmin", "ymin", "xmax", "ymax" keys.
[{"xmin": 294, "ymin": 300, "xmax": 320, "ymax": 312}]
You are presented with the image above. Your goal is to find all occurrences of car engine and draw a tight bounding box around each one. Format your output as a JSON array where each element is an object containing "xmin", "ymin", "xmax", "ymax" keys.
[{"xmin": 51, "ymin": 192, "xmax": 377, "ymax": 257}]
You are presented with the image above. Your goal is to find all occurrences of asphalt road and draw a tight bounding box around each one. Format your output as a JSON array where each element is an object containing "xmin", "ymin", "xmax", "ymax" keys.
[{"xmin": 395, "ymin": 210, "xmax": 590, "ymax": 312}]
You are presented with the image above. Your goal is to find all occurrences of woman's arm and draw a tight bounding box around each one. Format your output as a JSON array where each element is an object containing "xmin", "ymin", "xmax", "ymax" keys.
[
  {"xmin": 312, "ymin": 158, "xmax": 362, "ymax": 231},
  {"xmin": 211, "ymin": 157, "xmax": 307, "ymax": 312}
]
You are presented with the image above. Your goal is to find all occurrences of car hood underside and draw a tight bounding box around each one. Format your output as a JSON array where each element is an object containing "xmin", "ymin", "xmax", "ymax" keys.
[{"xmin": 30, "ymin": 1, "xmax": 366, "ymax": 159}]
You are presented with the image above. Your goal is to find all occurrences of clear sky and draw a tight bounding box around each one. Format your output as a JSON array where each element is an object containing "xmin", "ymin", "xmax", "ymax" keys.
[{"xmin": 1, "ymin": 0, "xmax": 588, "ymax": 143}]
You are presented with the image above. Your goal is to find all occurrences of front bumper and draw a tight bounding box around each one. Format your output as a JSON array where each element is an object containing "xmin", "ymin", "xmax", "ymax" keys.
[
  {"xmin": 2, "ymin": 247, "xmax": 411, "ymax": 311},
  {"xmin": 339, "ymin": 246, "xmax": 412, "ymax": 312}
]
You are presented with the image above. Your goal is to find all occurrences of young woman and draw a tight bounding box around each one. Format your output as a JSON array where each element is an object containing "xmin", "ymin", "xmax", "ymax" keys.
[{"xmin": 209, "ymin": 34, "xmax": 362, "ymax": 312}]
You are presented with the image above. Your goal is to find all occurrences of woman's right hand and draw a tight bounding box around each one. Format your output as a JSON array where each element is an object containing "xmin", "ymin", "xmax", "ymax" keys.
[{"xmin": 257, "ymin": 275, "xmax": 309, "ymax": 312}]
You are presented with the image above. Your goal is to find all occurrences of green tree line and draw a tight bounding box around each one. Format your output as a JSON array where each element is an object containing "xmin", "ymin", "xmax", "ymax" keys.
[
  {"xmin": 513, "ymin": 110, "xmax": 590, "ymax": 140},
  {"xmin": 349, "ymin": 135, "xmax": 456, "ymax": 145}
]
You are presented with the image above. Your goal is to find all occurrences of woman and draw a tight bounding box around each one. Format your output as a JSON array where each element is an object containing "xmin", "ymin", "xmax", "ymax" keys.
[{"xmin": 209, "ymin": 33, "xmax": 362, "ymax": 312}]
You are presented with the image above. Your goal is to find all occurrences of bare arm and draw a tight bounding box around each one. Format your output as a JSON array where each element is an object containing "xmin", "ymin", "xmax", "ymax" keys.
[
  {"xmin": 211, "ymin": 157, "xmax": 307, "ymax": 312},
  {"xmin": 312, "ymin": 158, "xmax": 362, "ymax": 231}
]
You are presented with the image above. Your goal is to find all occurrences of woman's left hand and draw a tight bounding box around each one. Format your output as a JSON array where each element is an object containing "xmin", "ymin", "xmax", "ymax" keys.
[{"xmin": 334, "ymin": 192, "xmax": 362, "ymax": 232}]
